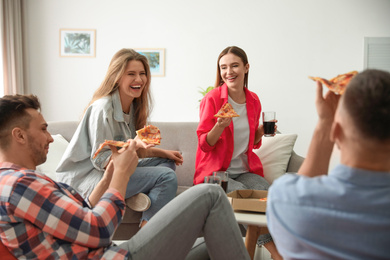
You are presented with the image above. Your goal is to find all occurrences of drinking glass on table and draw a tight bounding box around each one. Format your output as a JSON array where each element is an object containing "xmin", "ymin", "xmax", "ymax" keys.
[
  {"xmin": 213, "ymin": 171, "xmax": 229, "ymax": 193},
  {"xmin": 204, "ymin": 175, "xmax": 222, "ymax": 185},
  {"xmin": 262, "ymin": 111, "xmax": 276, "ymax": 137}
]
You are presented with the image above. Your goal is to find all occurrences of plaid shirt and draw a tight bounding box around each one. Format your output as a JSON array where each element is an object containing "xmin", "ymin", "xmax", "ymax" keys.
[{"xmin": 0, "ymin": 162, "xmax": 129, "ymax": 259}]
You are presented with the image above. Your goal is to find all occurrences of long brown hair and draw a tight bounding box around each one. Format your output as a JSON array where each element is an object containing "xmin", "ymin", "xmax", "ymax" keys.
[
  {"xmin": 86, "ymin": 48, "xmax": 152, "ymax": 130},
  {"xmin": 214, "ymin": 46, "xmax": 249, "ymax": 89}
]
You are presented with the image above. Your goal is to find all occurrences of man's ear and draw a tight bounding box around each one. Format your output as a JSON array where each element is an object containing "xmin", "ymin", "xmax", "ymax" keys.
[
  {"xmin": 11, "ymin": 127, "xmax": 27, "ymax": 144},
  {"xmin": 330, "ymin": 121, "xmax": 342, "ymax": 149}
]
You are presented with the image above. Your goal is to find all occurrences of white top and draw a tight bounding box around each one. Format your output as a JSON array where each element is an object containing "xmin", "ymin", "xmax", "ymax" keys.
[{"xmin": 227, "ymin": 96, "xmax": 250, "ymax": 174}]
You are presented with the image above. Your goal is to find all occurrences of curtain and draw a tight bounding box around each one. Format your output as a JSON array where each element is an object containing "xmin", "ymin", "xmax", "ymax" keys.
[{"xmin": 1, "ymin": 0, "xmax": 26, "ymax": 95}]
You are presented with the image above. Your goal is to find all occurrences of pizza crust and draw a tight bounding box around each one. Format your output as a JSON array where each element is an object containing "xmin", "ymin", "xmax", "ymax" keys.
[
  {"xmin": 93, "ymin": 140, "xmax": 128, "ymax": 159},
  {"xmin": 309, "ymin": 71, "xmax": 358, "ymax": 95}
]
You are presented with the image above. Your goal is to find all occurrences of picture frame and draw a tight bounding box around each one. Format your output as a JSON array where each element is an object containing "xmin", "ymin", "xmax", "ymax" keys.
[
  {"xmin": 60, "ymin": 29, "xmax": 96, "ymax": 57},
  {"xmin": 135, "ymin": 48, "xmax": 165, "ymax": 77}
]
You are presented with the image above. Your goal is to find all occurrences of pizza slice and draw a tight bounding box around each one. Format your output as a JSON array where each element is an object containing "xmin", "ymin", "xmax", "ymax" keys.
[
  {"xmin": 309, "ymin": 71, "xmax": 358, "ymax": 95},
  {"xmin": 136, "ymin": 125, "xmax": 161, "ymax": 145},
  {"xmin": 93, "ymin": 140, "xmax": 129, "ymax": 159},
  {"xmin": 214, "ymin": 103, "xmax": 240, "ymax": 118}
]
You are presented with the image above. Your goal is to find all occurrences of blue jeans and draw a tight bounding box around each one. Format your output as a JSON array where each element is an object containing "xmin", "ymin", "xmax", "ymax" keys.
[{"xmin": 125, "ymin": 157, "xmax": 178, "ymax": 222}]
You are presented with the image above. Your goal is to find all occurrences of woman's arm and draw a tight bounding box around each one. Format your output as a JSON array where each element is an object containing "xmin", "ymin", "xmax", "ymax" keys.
[
  {"xmin": 88, "ymin": 106, "xmax": 116, "ymax": 170},
  {"xmin": 141, "ymin": 147, "xmax": 184, "ymax": 165},
  {"xmin": 206, "ymin": 117, "xmax": 231, "ymax": 146},
  {"xmin": 254, "ymin": 124, "xmax": 264, "ymax": 145},
  {"xmin": 197, "ymin": 90, "xmax": 227, "ymax": 150}
]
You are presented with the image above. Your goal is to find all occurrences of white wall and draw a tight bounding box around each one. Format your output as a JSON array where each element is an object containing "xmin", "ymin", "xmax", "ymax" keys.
[{"xmin": 23, "ymin": 0, "xmax": 390, "ymax": 170}]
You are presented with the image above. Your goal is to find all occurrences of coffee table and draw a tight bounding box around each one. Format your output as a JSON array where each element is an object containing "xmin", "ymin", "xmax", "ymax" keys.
[{"xmin": 234, "ymin": 211, "xmax": 268, "ymax": 260}]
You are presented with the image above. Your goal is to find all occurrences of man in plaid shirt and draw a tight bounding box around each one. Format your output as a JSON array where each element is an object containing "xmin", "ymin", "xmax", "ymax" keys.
[{"xmin": 0, "ymin": 94, "xmax": 249, "ymax": 259}]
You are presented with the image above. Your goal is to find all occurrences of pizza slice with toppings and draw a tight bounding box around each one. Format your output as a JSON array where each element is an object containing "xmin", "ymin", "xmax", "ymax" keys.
[
  {"xmin": 93, "ymin": 140, "xmax": 129, "ymax": 159},
  {"xmin": 214, "ymin": 103, "xmax": 240, "ymax": 118},
  {"xmin": 309, "ymin": 70, "xmax": 358, "ymax": 95},
  {"xmin": 136, "ymin": 125, "xmax": 161, "ymax": 145}
]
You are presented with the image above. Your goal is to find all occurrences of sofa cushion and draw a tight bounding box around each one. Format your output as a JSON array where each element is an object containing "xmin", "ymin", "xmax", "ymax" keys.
[
  {"xmin": 253, "ymin": 134, "xmax": 298, "ymax": 184},
  {"xmin": 36, "ymin": 134, "xmax": 69, "ymax": 181}
]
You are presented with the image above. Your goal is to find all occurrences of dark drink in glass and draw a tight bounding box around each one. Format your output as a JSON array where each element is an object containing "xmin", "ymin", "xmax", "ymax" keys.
[
  {"xmin": 263, "ymin": 121, "xmax": 275, "ymax": 136},
  {"xmin": 262, "ymin": 111, "xmax": 276, "ymax": 137},
  {"xmin": 221, "ymin": 180, "xmax": 228, "ymax": 193},
  {"xmin": 213, "ymin": 171, "xmax": 228, "ymax": 193}
]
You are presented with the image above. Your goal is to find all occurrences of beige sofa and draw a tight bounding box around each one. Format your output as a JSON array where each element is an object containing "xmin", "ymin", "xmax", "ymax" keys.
[{"xmin": 42, "ymin": 121, "xmax": 304, "ymax": 240}]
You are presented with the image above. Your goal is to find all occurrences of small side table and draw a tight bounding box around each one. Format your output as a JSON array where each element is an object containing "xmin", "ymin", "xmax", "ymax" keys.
[{"xmin": 234, "ymin": 211, "xmax": 268, "ymax": 260}]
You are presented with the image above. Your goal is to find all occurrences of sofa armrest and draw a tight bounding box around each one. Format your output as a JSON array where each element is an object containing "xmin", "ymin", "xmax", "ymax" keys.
[{"xmin": 286, "ymin": 150, "xmax": 305, "ymax": 173}]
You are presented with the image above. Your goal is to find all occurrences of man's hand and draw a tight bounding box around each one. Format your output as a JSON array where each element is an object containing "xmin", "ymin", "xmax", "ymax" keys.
[
  {"xmin": 109, "ymin": 140, "xmax": 138, "ymax": 177},
  {"xmin": 297, "ymin": 81, "xmax": 340, "ymax": 177},
  {"xmin": 315, "ymin": 81, "xmax": 341, "ymax": 123}
]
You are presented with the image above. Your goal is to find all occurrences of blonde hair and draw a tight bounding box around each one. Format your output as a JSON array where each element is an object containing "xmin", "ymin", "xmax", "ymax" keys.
[{"xmin": 86, "ymin": 48, "xmax": 152, "ymax": 130}]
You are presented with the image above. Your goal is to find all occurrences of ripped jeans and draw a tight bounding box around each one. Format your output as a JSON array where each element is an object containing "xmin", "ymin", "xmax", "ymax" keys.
[{"xmin": 125, "ymin": 157, "xmax": 178, "ymax": 222}]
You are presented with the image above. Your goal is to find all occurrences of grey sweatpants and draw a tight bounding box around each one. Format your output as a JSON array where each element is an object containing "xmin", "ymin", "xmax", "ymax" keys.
[{"xmin": 118, "ymin": 184, "xmax": 250, "ymax": 260}]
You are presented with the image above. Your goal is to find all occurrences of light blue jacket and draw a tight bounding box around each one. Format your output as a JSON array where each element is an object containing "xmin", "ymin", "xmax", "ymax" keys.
[{"xmin": 56, "ymin": 90, "xmax": 136, "ymax": 199}]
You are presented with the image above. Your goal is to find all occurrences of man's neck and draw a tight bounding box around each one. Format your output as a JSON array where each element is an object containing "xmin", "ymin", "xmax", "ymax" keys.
[
  {"xmin": 340, "ymin": 142, "xmax": 390, "ymax": 172},
  {"xmin": 0, "ymin": 152, "xmax": 35, "ymax": 170}
]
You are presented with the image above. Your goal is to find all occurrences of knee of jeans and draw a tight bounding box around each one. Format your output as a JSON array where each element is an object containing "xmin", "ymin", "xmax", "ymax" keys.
[
  {"xmin": 162, "ymin": 169, "xmax": 178, "ymax": 187},
  {"xmin": 194, "ymin": 183, "xmax": 223, "ymax": 201}
]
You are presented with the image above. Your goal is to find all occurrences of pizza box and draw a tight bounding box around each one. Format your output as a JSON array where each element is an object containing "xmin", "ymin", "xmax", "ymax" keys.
[{"xmin": 227, "ymin": 190, "xmax": 268, "ymax": 213}]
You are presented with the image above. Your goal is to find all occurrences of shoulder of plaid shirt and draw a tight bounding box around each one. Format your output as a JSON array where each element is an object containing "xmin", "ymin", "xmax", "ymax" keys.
[{"xmin": 0, "ymin": 162, "xmax": 129, "ymax": 259}]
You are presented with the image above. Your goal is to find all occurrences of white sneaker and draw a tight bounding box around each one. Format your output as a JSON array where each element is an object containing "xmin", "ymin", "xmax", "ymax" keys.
[{"xmin": 126, "ymin": 193, "xmax": 151, "ymax": 212}]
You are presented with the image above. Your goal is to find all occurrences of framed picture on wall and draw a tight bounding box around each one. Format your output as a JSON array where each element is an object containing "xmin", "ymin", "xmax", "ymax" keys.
[
  {"xmin": 60, "ymin": 29, "xmax": 96, "ymax": 57},
  {"xmin": 135, "ymin": 48, "xmax": 165, "ymax": 77}
]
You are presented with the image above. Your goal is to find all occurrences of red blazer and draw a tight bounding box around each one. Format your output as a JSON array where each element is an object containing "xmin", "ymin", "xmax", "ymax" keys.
[{"xmin": 194, "ymin": 84, "xmax": 264, "ymax": 185}]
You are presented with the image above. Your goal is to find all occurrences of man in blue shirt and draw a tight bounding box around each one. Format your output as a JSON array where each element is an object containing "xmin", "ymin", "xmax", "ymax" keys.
[{"xmin": 267, "ymin": 69, "xmax": 390, "ymax": 259}]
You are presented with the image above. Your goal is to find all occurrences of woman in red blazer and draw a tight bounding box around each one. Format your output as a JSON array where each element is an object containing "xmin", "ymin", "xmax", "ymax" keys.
[{"xmin": 194, "ymin": 46, "xmax": 281, "ymax": 260}]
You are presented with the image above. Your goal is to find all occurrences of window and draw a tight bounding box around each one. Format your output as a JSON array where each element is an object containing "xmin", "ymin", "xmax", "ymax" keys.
[{"xmin": 364, "ymin": 37, "xmax": 390, "ymax": 73}]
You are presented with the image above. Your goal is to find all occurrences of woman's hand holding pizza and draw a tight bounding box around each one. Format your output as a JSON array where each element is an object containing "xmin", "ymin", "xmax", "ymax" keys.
[
  {"xmin": 216, "ymin": 117, "xmax": 232, "ymax": 128},
  {"xmin": 133, "ymin": 136, "xmax": 155, "ymax": 150}
]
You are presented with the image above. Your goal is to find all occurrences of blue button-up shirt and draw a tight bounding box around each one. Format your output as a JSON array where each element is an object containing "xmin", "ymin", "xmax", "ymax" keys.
[{"xmin": 267, "ymin": 164, "xmax": 390, "ymax": 260}]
